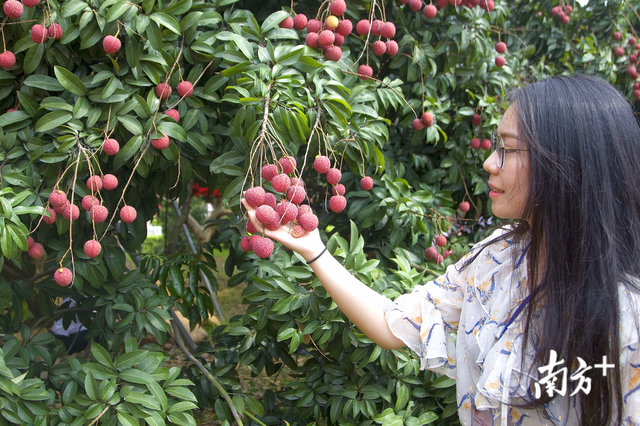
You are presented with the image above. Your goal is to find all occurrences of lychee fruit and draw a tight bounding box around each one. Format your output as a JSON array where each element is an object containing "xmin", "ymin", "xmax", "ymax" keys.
[
  {"xmin": 261, "ymin": 164, "xmax": 278, "ymax": 181},
  {"xmin": 3, "ymin": 0, "xmax": 22, "ymax": 18},
  {"xmin": 436, "ymin": 254, "xmax": 444, "ymax": 264},
  {"xmin": 102, "ymin": 35, "xmax": 121, "ymax": 54},
  {"xmin": 31, "ymin": 24, "xmax": 48, "ymax": 44},
  {"xmin": 293, "ymin": 14, "xmax": 308, "ymax": 31},
  {"xmin": 155, "ymin": 83, "xmax": 172, "ymax": 99},
  {"xmin": 290, "ymin": 177, "xmax": 304, "ymax": 187},
  {"xmin": 372, "ymin": 40, "xmax": 386, "ymax": 56},
  {"xmin": 459, "ymin": 201, "xmax": 470, "ymax": 212},
  {"xmin": 54, "ymin": 200, "xmax": 70, "ymax": 215},
  {"xmin": 326, "ymin": 168, "xmax": 342, "ymax": 185},
  {"xmin": 355, "ymin": 19, "xmax": 370, "ymax": 36},
  {"xmin": 240, "ymin": 236, "xmax": 252, "ymax": 252},
  {"xmin": 265, "ymin": 217, "xmax": 281, "ymax": 231},
  {"xmin": 421, "ymin": 112, "xmax": 434, "ymax": 127},
  {"xmin": 297, "ymin": 204, "xmax": 312, "ymax": 218},
  {"xmin": 82, "ymin": 195, "xmax": 99, "ymax": 211},
  {"xmin": 370, "ymin": 20, "xmax": 383, "ymax": 36},
  {"xmin": 470, "ymin": 138, "xmax": 481, "ymax": 149},
  {"xmin": 103, "ymin": 174, "xmax": 118, "ymax": 190},
  {"xmin": 120, "ymin": 206, "xmax": 137, "ymax": 223},
  {"xmin": 253, "ymin": 237, "xmax": 274, "ymax": 259},
  {"xmin": 409, "ymin": 0, "xmax": 422, "ymax": 11},
  {"xmin": 412, "ymin": 119, "xmax": 424, "ymax": 130},
  {"xmin": 329, "ymin": 195, "xmax": 347, "ymax": 212},
  {"xmin": 385, "ymin": 40, "xmax": 399, "ymax": 56},
  {"xmin": 272, "ymin": 173, "xmax": 291, "ymax": 193},
  {"xmin": 248, "ymin": 234, "xmax": 261, "ymax": 249},
  {"xmin": 336, "ymin": 19, "xmax": 352, "ymax": 36},
  {"xmin": 358, "ymin": 64, "xmax": 373, "ymax": 80},
  {"xmin": 472, "ymin": 114, "xmax": 482, "ymax": 126},
  {"xmin": 27, "ymin": 236, "xmax": 34, "ymax": 249},
  {"xmin": 325, "ymin": 15, "xmax": 339, "ymax": 30},
  {"xmin": 314, "ymin": 155, "xmax": 331, "ymax": 173},
  {"xmin": 495, "ymin": 42, "xmax": 507, "ymax": 54},
  {"xmin": 480, "ymin": 139, "xmax": 491, "ymax": 150},
  {"xmin": 23, "ymin": 0, "xmax": 40, "ymax": 7},
  {"xmin": 48, "ymin": 23, "xmax": 63, "ymax": 40},
  {"xmin": 43, "ymin": 208, "xmax": 57, "ymax": 224},
  {"xmin": 286, "ymin": 185, "xmax": 306, "ymax": 204},
  {"xmin": 325, "ymin": 46, "xmax": 342, "ymax": 62},
  {"xmin": 151, "ymin": 133, "xmax": 170, "ymax": 150},
  {"xmin": 292, "ymin": 225, "xmax": 305, "ymax": 238},
  {"xmin": 275, "ymin": 201, "xmax": 298, "ymax": 223},
  {"xmin": 307, "ymin": 19, "xmax": 322, "ymax": 33},
  {"xmin": 298, "ymin": 213, "xmax": 318, "ymax": 232},
  {"xmin": 256, "ymin": 205, "xmax": 278, "ymax": 225},
  {"xmin": 329, "ymin": 0, "xmax": 346, "ymax": 16},
  {"xmin": 435, "ymin": 235, "xmax": 447, "ymax": 247},
  {"xmin": 245, "ymin": 186, "xmax": 266, "ymax": 208},
  {"xmin": 83, "ymin": 240, "xmax": 101, "ymax": 258},
  {"xmin": 54, "ymin": 267, "xmax": 73, "ymax": 286},
  {"xmin": 334, "ymin": 34, "xmax": 345, "ymax": 47},
  {"xmin": 332, "ymin": 184, "xmax": 345, "ymax": 196},
  {"xmin": 245, "ymin": 220, "xmax": 258, "ymax": 234},
  {"xmin": 360, "ymin": 176, "xmax": 373, "ymax": 190},
  {"xmin": 425, "ymin": 247, "xmax": 437, "ymax": 260},
  {"xmin": 164, "ymin": 109, "xmax": 180, "ymax": 121},
  {"xmin": 306, "ymin": 33, "xmax": 320, "ymax": 48},
  {"xmin": 613, "ymin": 32, "xmax": 621, "ymax": 40},
  {"xmin": 278, "ymin": 156, "xmax": 296, "ymax": 174},
  {"xmin": 423, "ymin": 4, "xmax": 438, "ymax": 18},
  {"xmin": 62, "ymin": 204, "xmax": 80, "ymax": 221},
  {"xmin": 86, "ymin": 175, "xmax": 102, "ymax": 192},
  {"xmin": 318, "ymin": 30, "xmax": 335, "ymax": 47},
  {"xmin": 263, "ymin": 193, "xmax": 277, "ymax": 209},
  {"xmin": 380, "ymin": 22, "xmax": 396, "ymax": 39},
  {"xmin": 279, "ymin": 16, "xmax": 293, "ymax": 29},
  {"xmin": 0, "ymin": 51, "xmax": 15, "ymax": 70},
  {"xmin": 28, "ymin": 242, "xmax": 44, "ymax": 259},
  {"xmin": 90, "ymin": 205, "xmax": 108, "ymax": 223},
  {"xmin": 613, "ymin": 47, "xmax": 625, "ymax": 57},
  {"xmin": 103, "ymin": 138, "xmax": 119, "ymax": 155},
  {"xmin": 177, "ymin": 81, "xmax": 193, "ymax": 97},
  {"xmin": 495, "ymin": 56, "xmax": 506, "ymax": 67}
]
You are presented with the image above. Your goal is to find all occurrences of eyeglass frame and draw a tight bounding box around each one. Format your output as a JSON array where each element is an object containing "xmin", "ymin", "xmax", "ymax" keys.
[{"xmin": 490, "ymin": 134, "xmax": 528, "ymax": 168}]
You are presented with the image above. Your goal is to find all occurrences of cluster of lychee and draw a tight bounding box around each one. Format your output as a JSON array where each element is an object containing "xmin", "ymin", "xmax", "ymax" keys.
[
  {"xmin": 412, "ymin": 111, "xmax": 435, "ymax": 131},
  {"xmin": 404, "ymin": 0, "xmax": 495, "ymax": 13},
  {"xmin": 494, "ymin": 41, "xmax": 507, "ymax": 68},
  {"xmin": 550, "ymin": 4, "xmax": 572, "ymax": 25},
  {"xmin": 612, "ymin": 32, "xmax": 640, "ymax": 86},
  {"xmin": 312, "ymin": 154, "xmax": 375, "ymax": 209},
  {"xmin": 424, "ymin": 234, "xmax": 452, "ymax": 264}
]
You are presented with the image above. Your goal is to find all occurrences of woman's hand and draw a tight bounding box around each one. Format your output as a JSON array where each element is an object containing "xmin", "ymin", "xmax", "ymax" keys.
[{"xmin": 240, "ymin": 198, "xmax": 326, "ymax": 262}]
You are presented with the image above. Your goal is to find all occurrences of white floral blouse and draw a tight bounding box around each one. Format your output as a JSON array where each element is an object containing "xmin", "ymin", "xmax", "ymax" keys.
[{"xmin": 384, "ymin": 228, "xmax": 640, "ymax": 425}]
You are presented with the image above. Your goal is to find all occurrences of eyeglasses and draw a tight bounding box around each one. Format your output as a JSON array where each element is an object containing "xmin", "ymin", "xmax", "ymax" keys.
[{"xmin": 491, "ymin": 134, "xmax": 528, "ymax": 168}]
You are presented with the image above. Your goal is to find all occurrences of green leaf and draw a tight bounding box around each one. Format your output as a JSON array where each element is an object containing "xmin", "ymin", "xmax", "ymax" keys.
[
  {"xmin": 261, "ymin": 10, "xmax": 289, "ymax": 33},
  {"xmin": 230, "ymin": 34, "xmax": 254, "ymax": 61},
  {"xmin": 35, "ymin": 111, "xmax": 72, "ymax": 132},
  {"xmin": 157, "ymin": 122, "xmax": 186, "ymax": 142},
  {"xmin": 117, "ymin": 412, "xmax": 139, "ymax": 426},
  {"xmin": 146, "ymin": 21, "xmax": 163, "ymax": 51},
  {"xmin": 23, "ymin": 43, "xmax": 45, "ymax": 74},
  {"xmin": 23, "ymin": 75, "xmax": 64, "ymax": 91},
  {"xmin": 119, "ymin": 368, "xmax": 153, "ymax": 386},
  {"xmin": 106, "ymin": 1, "xmax": 130, "ymax": 22},
  {"xmin": 150, "ymin": 12, "xmax": 181, "ymax": 35},
  {"xmin": 116, "ymin": 350, "xmax": 149, "ymax": 370},
  {"xmin": 54, "ymin": 66, "xmax": 88, "ymax": 96},
  {"xmin": 90, "ymin": 343, "xmax": 114, "ymax": 369},
  {"xmin": 113, "ymin": 135, "xmax": 143, "ymax": 170}
]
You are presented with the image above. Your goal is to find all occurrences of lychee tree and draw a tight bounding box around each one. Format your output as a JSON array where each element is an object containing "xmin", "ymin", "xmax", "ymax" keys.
[{"xmin": 1, "ymin": 0, "xmax": 639, "ymax": 424}]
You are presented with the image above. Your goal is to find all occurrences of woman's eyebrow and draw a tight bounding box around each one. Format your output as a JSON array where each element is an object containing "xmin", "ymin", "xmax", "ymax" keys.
[{"xmin": 498, "ymin": 130, "xmax": 519, "ymax": 139}]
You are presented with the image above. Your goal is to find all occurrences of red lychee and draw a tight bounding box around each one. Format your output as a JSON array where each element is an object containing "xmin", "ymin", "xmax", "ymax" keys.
[
  {"xmin": 256, "ymin": 205, "xmax": 278, "ymax": 225},
  {"xmin": 292, "ymin": 225, "xmax": 305, "ymax": 238},
  {"xmin": 83, "ymin": 240, "xmax": 101, "ymax": 258},
  {"xmin": 103, "ymin": 174, "xmax": 118, "ymax": 190},
  {"xmin": 155, "ymin": 83, "xmax": 172, "ymax": 99},
  {"xmin": 298, "ymin": 213, "xmax": 318, "ymax": 232},
  {"xmin": 380, "ymin": 22, "xmax": 396, "ymax": 39},
  {"xmin": 103, "ymin": 138, "xmax": 119, "ymax": 155},
  {"xmin": 90, "ymin": 205, "xmax": 108, "ymax": 223},
  {"xmin": 23, "ymin": 0, "xmax": 40, "ymax": 7},
  {"xmin": 120, "ymin": 206, "xmax": 137, "ymax": 223},
  {"xmin": 43, "ymin": 208, "xmax": 57, "ymax": 224},
  {"xmin": 370, "ymin": 20, "xmax": 383, "ymax": 36},
  {"xmin": 240, "ymin": 236, "xmax": 252, "ymax": 252},
  {"xmin": 279, "ymin": 16, "xmax": 293, "ymax": 29},
  {"xmin": 245, "ymin": 186, "xmax": 266, "ymax": 208},
  {"xmin": 325, "ymin": 46, "xmax": 342, "ymax": 61},
  {"xmin": 0, "ymin": 51, "xmax": 15, "ymax": 70},
  {"xmin": 3, "ymin": 0, "xmax": 22, "ymax": 18},
  {"xmin": 495, "ymin": 56, "xmax": 506, "ymax": 67},
  {"xmin": 436, "ymin": 254, "xmax": 444, "ymax": 264},
  {"xmin": 248, "ymin": 234, "xmax": 261, "ymax": 248},
  {"xmin": 358, "ymin": 64, "xmax": 373, "ymax": 80},
  {"xmin": 265, "ymin": 217, "xmax": 281, "ymax": 231},
  {"xmin": 613, "ymin": 47, "xmax": 625, "ymax": 57},
  {"xmin": 261, "ymin": 164, "xmax": 278, "ymax": 181},
  {"xmin": 263, "ymin": 193, "xmax": 277, "ymax": 209},
  {"xmin": 613, "ymin": 32, "xmax": 621, "ymax": 40},
  {"xmin": 245, "ymin": 220, "xmax": 258, "ymax": 234},
  {"xmin": 82, "ymin": 195, "xmax": 99, "ymax": 211},
  {"xmin": 385, "ymin": 40, "xmax": 399, "ymax": 56},
  {"xmin": 459, "ymin": 201, "xmax": 470, "ymax": 212},
  {"xmin": 48, "ymin": 23, "xmax": 63, "ymax": 39},
  {"xmin": 472, "ymin": 114, "xmax": 482, "ymax": 126},
  {"xmin": 307, "ymin": 19, "xmax": 322, "ymax": 33},
  {"xmin": 435, "ymin": 235, "xmax": 447, "ymax": 247},
  {"xmin": 293, "ymin": 14, "xmax": 308, "ymax": 30},
  {"xmin": 409, "ymin": 0, "xmax": 422, "ymax": 11},
  {"xmin": 272, "ymin": 173, "xmax": 291, "ymax": 193},
  {"xmin": 54, "ymin": 200, "xmax": 70, "ymax": 215},
  {"xmin": 286, "ymin": 185, "xmax": 306, "ymax": 204},
  {"xmin": 372, "ymin": 40, "xmax": 386, "ymax": 56},
  {"xmin": 54, "ymin": 267, "xmax": 73, "ymax": 286},
  {"xmin": 253, "ymin": 237, "xmax": 274, "ymax": 259},
  {"xmin": 279, "ymin": 156, "xmax": 296, "ymax": 174},
  {"xmin": 290, "ymin": 177, "xmax": 304, "ymax": 187},
  {"xmin": 275, "ymin": 201, "xmax": 298, "ymax": 223},
  {"xmin": 470, "ymin": 138, "xmax": 481, "ymax": 149},
  {"xmin": 631, "ymin": 37, "xmax": 638, "ymax": 46},
  {"xmin": 31, "ymin": 24, "xmax": 48, "ymax": 43},
  {"xmin": 86, "ymin": 175, "xmax": 102, "ymax": 192},
  {"xmin": 164, "ymin": 109, "xmax": 180, "ymax": 121},
  {"xmin": 306, "ymin": 33, "xmax": 320, "ymax": 48},
  {"xmin": 425, "ymin": 247, "xmax": 437, "ymax": 260},
  {"xmin": 28, "ymin": 242, "xmax": 44, "ymax": 259},
  {"xmin": 326, "ymin": 168, "xmax": 342, "ymax": 185},
  {"xmin": 329, "ymin": 195, "xmax": 347, "ymax": 212},
  {"xmin": 318, "ymin": 30, "xmax": 335, "ymax": 47},
  {"xmin": 329, "ymin": 0, "xmax": 346, "ymax": 16},
  {"xmin": 412, "ymin": 119, "xmax": 424, "ymax": 130},
  {"xmin": 102, "ymin": 35, "xmax": 121, "ymax": 54},
  {"xmin": 332, "ymin": 184, "xmax": 345, "ymax": 196},
  {"xmin": 480, "ymin": 139, "xmax": 491, "ymax": 150},
  {"xmin": 297, "ymin": 205, "xmax": 312, "ymax": 218},
  {"xmin": 62, "ymin": 204, "xmax": 80, "ymax": 221},
  {"xmin": 177, "ymin": 81, "xmax": 193, "ymax": 97},
  {"xmin": 27, "ymin": 236, "xmax": 34, "ymax": 249},
  {"xmin": 151, "ymin": 133, "xmax": 170, "ymax": 150},
  {"xmin": 421, "ymin": 112, "xmax": 434, "ymax": 127},
  {"xmin": 355, "ymin": 19, "xmax": 370, "ymax": 36},
  {"xmin": 360, "ymin": 176, "xmax": 373, "ymax": 190},
  {"xmin": 314, "ymin": 155, "xmax": 331, "ymax": 173},
  {"xmin": 423, "ymin": 4, "xmax": 438, "ymax": 18},
  {"xmin": 495, "ymin": 42, "xmax": 507, "ymax": 54},
  {"xmin": 336, "ymin": 19, "xmax": 352, "ymax": 36}
]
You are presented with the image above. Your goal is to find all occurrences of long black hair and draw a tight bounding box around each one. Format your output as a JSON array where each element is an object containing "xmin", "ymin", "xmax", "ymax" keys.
[{"xmin": 468, "ymin": 74, "xmax": 640, "ymax": 424}]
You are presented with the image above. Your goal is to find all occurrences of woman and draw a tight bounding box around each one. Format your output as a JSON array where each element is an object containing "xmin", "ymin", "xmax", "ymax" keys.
[{"xmin": 242, "ymin": 74, "xmax": 640, "ymax": 425}]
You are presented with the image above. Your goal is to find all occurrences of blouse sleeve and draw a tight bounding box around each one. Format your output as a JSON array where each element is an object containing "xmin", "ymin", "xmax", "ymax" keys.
[{"xmin": 619, "ymin": 285, "xmax": 640, "ymax": 424}]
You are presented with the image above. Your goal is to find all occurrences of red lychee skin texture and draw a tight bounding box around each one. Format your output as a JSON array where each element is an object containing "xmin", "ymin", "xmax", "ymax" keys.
[
  {"xmin": 435, "ymin": 235, "xmax": 447, "ymax": 247},
  {"xmin": 329, "ymin": 0, "xmax": 346, "ymax": 16},
  {"xmin": 297, "ymin": 205, "xmax": 312, "ymax": 218},
  {"xmin": 423, "ymin": 4, "xmax": 438, "ymax": 18},
  {"xmin": 286, "ymin": 185, "xmax": 306, "ymax": 205},
  {"xmin": 421, "ymin": 112, "xmax": 434, "ymax": 126},
  {"xmin": 631, "ymin": 37, "xmax": 638, "ymax": 46},
  {"xmin": 412, "ymin": 118, "xmax": 424, "ymax": 130},
  {"xmin": 43, "ymin": 208, "xmax": 57, "ymax": 224},
  {"xmin": 263, "ymin": 193, "xmax": 277, "ymax": 209},
  {"xmin": 336, "ymin": 19, "xmax": 352, "ymax": 36},
  {"xmin": 480, "ymin": 139, "xmax": 491, "ymax": 150},
  {"xmin": 120, "ymin": 206, "xmax": 137, "ymax": 223},
  {"xmin": 31, "ymin": 24, "xmax": 48, "ymax": 43},
  {"xmin": 292, "ymin": 225, "xmax": 305, "ymax": 238},
  {"xmin": 0, "ymin": 51, "xmax": 16, "ymax": 70},
  {"xmin": 314, "ymin": 156, "xmax": 331, "ymax": 173},
  {"xmin": 151, "ymin": 133, "xmax": 170, "ymax": 150},
  {"xmin": 326, "ymin": 168, "xmax": 342, "ymax": 185},
  {"xmin": 358, "ymin": 64, "xmax": 373, "ymax": 80},
  {"xmin": 240, "ymin": 236, "xmax": 252, "ymax": 252},
  {"xmin": 436, "ymin": 254, "xmax": 444, "ymax": 264},
  {"xmin": 380, "ymin": 22, "xmax": 396, "ymax": 39},
  {"xmin": 177, "ymin": 81, "xmax": 193, "ymax": 97},
  {"xmin": 385, "ymin": 40, "xmax": 399, "ymax": 56},
  {"xmin": 444, "ymin": 249, "xmax": 452, "ymax": 259},
  {"xmin": 332, "ymin": 184, "xmax": 345, "ymax": 196},
  {"xmin": 470, "ymin": 138, "xmax": 481, "ymax": 149},
  {"xmin": 437, "ymin": 0, "xmax": 448, "ymax": 7},
  {"xmin": 370, "ymin": 20, "xmax": 383, "ymax": 36},
  {"xmin": 293, "ymin": 14, "xmax": 307, "ymax": 30},
  {"xmin": 631, "ymin": 54, "xmax": 638, "ymax": 63},
  {"xmin": 256, "ymin": 205, "xmax": 278, "ymax": 225},
  {"xmin": 290, "ymin": 177, "xmax": 304, "ymax": 187},
  {"xmin": 332, "ymin": 33, "xmax": 344, "ymax": 47},
  {"xmin": 48, "ymin": 23, "xmax": 63, "ymax": 39},
  {"xmin": 87, "ymin": 175, "xmax": 103, "ymax": 192},
  {"xmin": 318, "ymin": 30, "xmax": 335, "ymax": 47},
  {"xmin": 27, "ymin": 236, "xmax": 34, "ymax": 249},
  {"xmin": 245, "ymin": 220, "xmax": 258, "ymax": 234},
  {"xmin": 84, "ymin": 240, "xmax": 101, "ymax": 258},
  {"xmin": 103, "ymin": 174, "xmax": 118, "ymax": 190},
  {"xmin": 307, "ymin": 19, "xmax": 322, "ymax": 33},
  {"xmin": 28, "ymin": 242, "xmax": 44, "ymax": 259},
  {"xmin": 275, "ymin": 201, "xmax": 298, "ymax": 223},
  {"xmin": 613, "ymin": 47, "xmax": 624, "ymax": 57},
  {"xmin": 90, "ymin": 205, "xmax": 108, "ymax": 223},
  {"xmin": 103, "ymin": 138, "xmax": 119, "ymax": 155},
  {"xmin": 54, "ymin": 200, "xmax": 70, "ymax": 215},
  {"xmin": 325, "ymin": 46, "xmax": 342, "ymax": 61},
  {"xmin": 164, "ymin": 109, "xmax": 180, "ymax": 121},
  {"xmin": 613, "ymin": 32, "xmax": 621, "ymax": 40},
  {"xmin": 298, "ymin": 213, "xmax": 319, "ymax": 232},
  {"xmin": 272, "ymin": 173, "xmax": 291, "ymax": 193},
  {"xmin": 425, "ymin": 246, "xmax": 438, "ymax": 260},
  {"xmin": 102, "ymin": 35, "xmax": 121, "ymax": 54},
  {"xmin": 329, "ymin": 195, "xmax": 347, "ymax": 213},
  {"xmin": 360, "ymin": 176, "xmax": 374, "ymax": 190},
  {"xmin": 265, "ymin": 217, "xmax": 281, "ymax": 231},
  {"xmin": 459, "ymin": 201, "xmax": 470, "ymax": 212},
  {"xmin": 409, "ymin": 0, "xmax": 422, "ymax": 12},
  {"xmin": 279, "ymin": 16, "xmax": 293, "ymax": 29},
  {"xmin": 495, "ymin": 42, "xmax": 507, "ymax": 54},
  {"xmin": 278, "ymin": 156, "xmax": 297, "ymax": 174},
  {"xmin": 248, "ymin": 234, "xmax": 261, "ymax": 249},
  {"xmin": 253, "ymin": 237, "xmax": 274, "ymax": 259},
  {"xmin": 82, "ymin": 195, "xmax": 99, "ymax": 211},
  {"xmin": 155, "ymin": 83, "xmax": 172, "ymax": 99},
  {"xmin": 261, "ymin": 164, "xmax": 278, "ymax": 181},
  {"xmin": 54, "ymin": 267, "xmax": 73, "ymax": 286},
  {"xmin": 3, "ymin": 0, "xmax": 22, "ymax": 18},
  {"xmin": 306, "ymin": 33, "xmax": 319, "ymax": 48},
  {"xmin": 245, "ymin": 186, "xmax": 266, "ymax": 208},
  {"xmin": 62, "ymin": 204, "xmax": 80, "ymax": 221},
  {"xmin": 355, "ymin": 20, "xmax": 370, "ymax": 36},
  {"xmin": 550, "ymin": 5, "xmax": 559, "ymax": 14},
  {"xmin": 23, "ymin": 0, "xmax": 40, "ymax": 7},
  {"xmin": 472, "ymin": 114, "xmax": 481, "ymax": 126},
  {"xmin": 495, "ymin": 56, "xmax": 506, "ymax": 67}
]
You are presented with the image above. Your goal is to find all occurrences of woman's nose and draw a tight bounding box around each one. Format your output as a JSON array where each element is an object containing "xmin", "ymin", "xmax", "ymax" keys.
[{"xmin": 483, "ymin": 150, "xmax": 499, "ymax": 174}]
